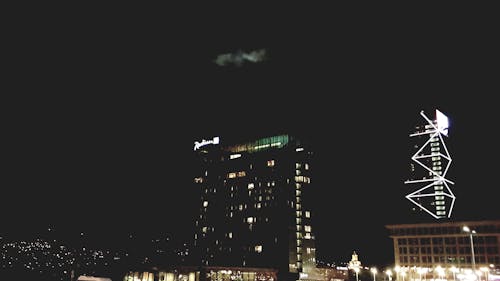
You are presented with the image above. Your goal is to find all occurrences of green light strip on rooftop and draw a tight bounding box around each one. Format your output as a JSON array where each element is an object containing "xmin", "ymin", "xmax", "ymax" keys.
[{"xmin": 226, "ymin": 135, "xmax": 289, "ymax": 153}]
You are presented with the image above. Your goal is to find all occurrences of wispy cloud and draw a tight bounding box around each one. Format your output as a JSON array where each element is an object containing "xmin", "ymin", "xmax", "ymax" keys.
[{"xmin": 214, "ymin": 48, "xmax": 267, "ymax": 67}]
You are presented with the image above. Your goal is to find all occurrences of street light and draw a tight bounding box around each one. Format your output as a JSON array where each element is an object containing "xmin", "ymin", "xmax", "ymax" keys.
[
  {"xmin": 450, "ymin": 266, "xmax": 459, "ymax": 281},
  {"xmin": 480, "ymin": 267, "xmax": 489, "ymax": 281},
  {"xmin": 417, "ymin": 267, "xmax": 427, "ymax": 281},
  {"xmin": 463, "ymin": 226, "xmax": 477, "ymax": 272},
  {"xmin": 386, "ymin": 269, "xmax": 393, "ymax": 281},
  {"xmin": 436, "ymin": 266, "xmax": 445, "ymax": 281},
  {"xmin": 371, "ymin": 267, "xmax": 378, "ymax": 281},
  {"xmin": 354, "ymin": 267, "xmax": 360, "ymax": 281},
  {"xmin": 395, "ymin": 266, "xmax": 401, "ymax": 281}
]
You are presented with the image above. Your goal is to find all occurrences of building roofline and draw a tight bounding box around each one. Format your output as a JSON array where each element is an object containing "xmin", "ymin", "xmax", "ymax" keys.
[{"xmin": 385, "ymin": 219, "xmax": 500, "ymax": 229}]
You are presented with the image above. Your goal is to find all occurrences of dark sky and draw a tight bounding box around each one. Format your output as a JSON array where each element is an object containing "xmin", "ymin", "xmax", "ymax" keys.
[{"xmin": 3, "ymin": 11, "xmax": 500, "ymax": 268}]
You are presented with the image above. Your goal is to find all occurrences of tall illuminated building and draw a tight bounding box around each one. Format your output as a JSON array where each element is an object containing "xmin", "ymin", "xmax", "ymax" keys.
[
  {"xmin": 404, "ymin": 109, "xmax": 456, "ymax": 220},
  {"xmin": 192, "ymin": 135, "xmax": 316, "ymax": 281}
]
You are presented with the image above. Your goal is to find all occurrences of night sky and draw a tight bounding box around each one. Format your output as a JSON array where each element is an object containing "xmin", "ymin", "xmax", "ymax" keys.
[{"xmin": 3, "ymin": 12, "xmax": 500, "ymax": 270}]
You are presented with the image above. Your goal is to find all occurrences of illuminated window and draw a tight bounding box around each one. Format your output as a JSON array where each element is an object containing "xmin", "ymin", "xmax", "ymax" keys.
[
  {"xmin": 267, "ymin": 160, "xmax": 275, "ymax": 167},
  {"xmin": 435, "ymin": 196, "xmax": 444, "ymax": 200},
  {"xmin": 230, "ymin": 154, "xmax": 241, "ymax": 159},
  {"xmin": 227, "ymin": 173, "xmax": 236, "ymax": 179},
  {"xmin": 296, "ymin": 170, "xmax": 302, "ymax": 176},
  {"xmin": 202, "ymin": 227, "xmax": 208, "ymax": 233},
  {"xmin": 296, "ymin": 147, "xmax": 304, "ymax": 152},
  {"xmin": 237, "ymin": 171, "xmax": 246, "ymax": 177},
  {"xmin": 304, "ymin": 233, "xmax": 311, "ymax": 239},
  {"xmin": 437, "ymin": 211, "xmax": 446, "ymax": 215},
  {"xmin": 296, "ymin": 211, "xmax": 301, "ymax": 217},
  {"xmin": 255, "ymin": 245, "xmax": 262, "ymax": 253},
  {"xmin": 239, "ymin": 205, "xmax": 243, "ymax": 211},
  {"xmin": 228, "ymin": 232, "xmax": 233, "ymax": 239},
  {"xmin": 256, "ymin": 203, "xmax": 261, "ymax": 209},
  {"xmin": 305, "ymin": 163, "xmax": 309, "ymax": 170},
  {"xmin": 305, "ymin": 211, "xmax": 310, "ymax": 218},
  {"xmin": 203, "ymin": 201, "xmax": 209, "ymax": 207},
  {"xmin": 296, "ymin": 163, "xmax": 302, "ymax": 169},
  {"xmin": 436, "ymin": 206, "xmax": 446, "ymax": 210},
  {"xmin": 305, "ymin": 225, "xmax": 311, "ymax": 232},
  {"xmin": 295, "ymin": 176, "xmax": 310, "ymax": 183},
  {"xmin": 248, "ymin": 183, "xmax": 254, "ymax": 190},
  {"xmin": 307, "ymin": 248, "xmax": 311, "ymax": 254},
  {"xmin": 194, "ymin": 177, "xmax": 203, "ymax": 183},
  {"xmin": 247, "ymin": 217, "xmax": 254, "ymax": 224}
]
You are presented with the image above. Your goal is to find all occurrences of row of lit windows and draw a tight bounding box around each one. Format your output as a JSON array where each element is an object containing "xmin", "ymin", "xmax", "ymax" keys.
[
  {"xmin": 398, "ymin": 237, "xmax": 499, "ymax": 245},
  {"xmin": 398, "ymin": 246, "xmax": 497, "ymax": 255},
  {"xmin": 398, "ymin": 255, "xmax": 500, "ymax": 264}
]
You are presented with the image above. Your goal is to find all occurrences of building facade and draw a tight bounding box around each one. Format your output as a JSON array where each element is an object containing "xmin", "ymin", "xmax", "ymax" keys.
[
  {"xmin": 192, "ymin": 135, "xmax": 316, "ymax": 280},
  {"xmin": 386, "ymin": 220, "xmax": 500, "ymax": 268}
]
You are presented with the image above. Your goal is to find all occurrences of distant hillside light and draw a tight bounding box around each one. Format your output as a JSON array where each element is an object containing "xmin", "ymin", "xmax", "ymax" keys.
[{"xmin": 404, "ymin": 109, "xmax": 456, "ymax": 219}]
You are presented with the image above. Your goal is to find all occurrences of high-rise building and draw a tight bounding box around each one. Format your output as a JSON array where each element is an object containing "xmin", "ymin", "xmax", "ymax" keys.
[
  {"xmin": 192, "ymin": 134, "xmax": 316, "ymax": 280},
  {"xmin": 404, "ymin": 109, "xmax": 456, "ymax": 220}
]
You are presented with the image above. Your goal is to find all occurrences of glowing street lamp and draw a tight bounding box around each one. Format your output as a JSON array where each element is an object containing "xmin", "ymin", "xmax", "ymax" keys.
[
  {"xmin": 436, "ymin": 266, "xmax": 445, "ymax": 281},
  {"xmin": 480, "ymin": 267, "xmax": 489, "ymax": 281},
  {"xmin": 463, "ymin": 226, "xmax": 477, "ymax": 272},
  {"xmin": 395, "ymin": 266, "xmax": 401, "ymax": 281},
  {"xmin": 371, "ymin": 267, "xmax": 378, "ymax": 281},
  {"xmin": 450, "ymin": 266, "xmax": 459, "ymax": 281},
  {"xmin": 417, "ymin": 267, "xmax": 427, "ymax": 281},
  {"xmin": 354, "ymin": 267, "xmax": 360, "ymax": 281}
]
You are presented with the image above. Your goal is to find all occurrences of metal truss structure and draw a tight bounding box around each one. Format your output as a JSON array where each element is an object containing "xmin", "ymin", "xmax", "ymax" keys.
[{"xmin": 404, "ymin": 110, "xmax": 456, "ymax": 219}]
